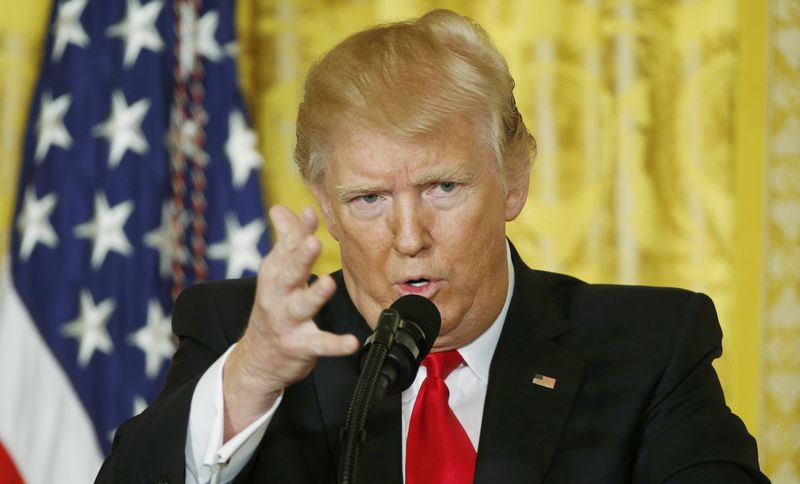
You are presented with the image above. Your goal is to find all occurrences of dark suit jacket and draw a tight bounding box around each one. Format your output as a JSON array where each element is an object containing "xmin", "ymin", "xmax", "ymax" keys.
[{"xmin": 96, "ymin": 245, "xmax": 768, "ymax": 483}]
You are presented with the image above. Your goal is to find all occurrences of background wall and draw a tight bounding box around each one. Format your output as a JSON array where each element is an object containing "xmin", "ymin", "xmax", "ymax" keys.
[{"xmin": 1, "ymin": 0, "xmax": 797, "ymax": 480}]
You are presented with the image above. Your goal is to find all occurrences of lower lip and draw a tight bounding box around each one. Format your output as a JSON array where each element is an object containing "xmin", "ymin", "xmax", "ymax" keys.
[{"xmin": 396, "ymin": 280, "xmax": 442, "ymax": 297}]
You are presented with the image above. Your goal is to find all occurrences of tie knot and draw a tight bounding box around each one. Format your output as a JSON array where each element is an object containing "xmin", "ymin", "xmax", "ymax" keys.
[{"xmin": 422, "ymin": 350, "xmax": 463, "ymax": 379}]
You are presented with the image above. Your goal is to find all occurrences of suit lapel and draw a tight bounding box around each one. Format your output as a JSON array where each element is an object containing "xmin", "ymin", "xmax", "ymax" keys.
[
  {"xmin": 474, "ymin": 247, "xmax": 585, "ymax": 484},
  {"xmin": 312, "ymin": 271, "xmax": 404, "ymax": 484}
]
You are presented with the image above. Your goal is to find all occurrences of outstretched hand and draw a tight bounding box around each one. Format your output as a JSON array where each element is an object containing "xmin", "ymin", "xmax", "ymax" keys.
[{"xmin": 222, "ymin": 205, "xmax": 359, "ymax": 440}]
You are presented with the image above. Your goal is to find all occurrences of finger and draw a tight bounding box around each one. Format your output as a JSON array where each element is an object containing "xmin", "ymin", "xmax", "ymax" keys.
[
  {"xmin": 275, "ymin": 234, "xmax": 323, "ymax": 288},
  {"xmin": 299, "ymin": 206, "xmax": 319, "ymax": 234},
  {"xmin": 269, "ymin": 205, "xmax": 306, "ymax": 253},
  {"xmin": 296, "ymin": 327, "xmax": 360, "ymax": 357},
  {"xmin": 286, "ymin": 274, "xmax": 336, "ymax": 321}
]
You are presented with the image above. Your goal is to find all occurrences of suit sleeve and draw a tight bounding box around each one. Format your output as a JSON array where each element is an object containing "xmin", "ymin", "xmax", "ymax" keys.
[
  {"xmin": 632, "ymin": 292, "xmax": 769, "ymax": 483},
  {"xmin": 95, "ymin": 283, "xmax": 238, "ymax": 484}
]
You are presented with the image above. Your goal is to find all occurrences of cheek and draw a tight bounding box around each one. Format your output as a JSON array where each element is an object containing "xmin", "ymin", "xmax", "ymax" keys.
[
  {"xmin": 434, "ymin": 197, "xmax": 507, "ymax": 296},
  {"xmin": 339, "ymin": 217, "xmax": 383, "ymax": 247},
  {"xmin": 441, "ymin": 197, "xmax": 505, "ymax": 255},
  {"xmin": 336, "ymin": 217, "xmax": 392, "ymax": 269}
]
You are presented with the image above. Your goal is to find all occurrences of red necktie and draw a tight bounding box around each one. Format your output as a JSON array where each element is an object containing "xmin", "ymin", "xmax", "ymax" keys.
[{"xmin": 406, "ymin": 351, "xmax": 477, "ymax": 484}]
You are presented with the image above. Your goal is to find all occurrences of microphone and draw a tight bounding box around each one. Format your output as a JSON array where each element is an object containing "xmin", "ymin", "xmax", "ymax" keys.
[
  {"xmin": 360, "ymin": 294, "xmax": 441, "ymax": 400},
  {"xmin": 338, "ymin": 295, "xmax": 441, "ymax": 484}
]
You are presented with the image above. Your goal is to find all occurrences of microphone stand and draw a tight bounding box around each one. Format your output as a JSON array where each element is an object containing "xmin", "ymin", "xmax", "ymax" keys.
[{"xmin": 337, "ymin": 309, "xmax": 400, "ymax": 484}]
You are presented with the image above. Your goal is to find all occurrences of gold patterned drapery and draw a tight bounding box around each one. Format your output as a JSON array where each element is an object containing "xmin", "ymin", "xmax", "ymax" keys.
[
  {"xmin": 762, "ymin": 1, "xmax": 800, "ymax": 481},
  {"xmin": 1, "ymin": 0, "xmax": 797, "ymax": 480}
]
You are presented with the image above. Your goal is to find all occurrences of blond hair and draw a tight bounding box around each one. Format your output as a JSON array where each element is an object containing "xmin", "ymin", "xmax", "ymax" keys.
[{"xmin": 294, "ymin": 9, "xmax": 536, "ymax": 193}]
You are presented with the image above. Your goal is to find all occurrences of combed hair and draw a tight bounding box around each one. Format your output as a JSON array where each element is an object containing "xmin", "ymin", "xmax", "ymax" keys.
[{"xmin": 294, "ymin": 9, "xmax": 536, "ymax": 193}]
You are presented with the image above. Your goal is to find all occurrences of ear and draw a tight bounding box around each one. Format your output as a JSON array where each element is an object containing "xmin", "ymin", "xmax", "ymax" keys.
[
  {"xmin": 311, "ymin": 183, "xmax": 340, "ymax": 241},
  {"xmin": 504, "ymin": 176, "xmax": 530, "ymax": 221}
]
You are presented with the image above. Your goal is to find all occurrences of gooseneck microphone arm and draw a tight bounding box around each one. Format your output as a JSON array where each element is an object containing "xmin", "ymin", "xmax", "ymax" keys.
[
  {"xmin": 337, "ymin": 295, "xmax": 441, "ymax": 484},
  {"xmin": 338, "ymin": 309, "xmax": 400, "ymax": 484}
]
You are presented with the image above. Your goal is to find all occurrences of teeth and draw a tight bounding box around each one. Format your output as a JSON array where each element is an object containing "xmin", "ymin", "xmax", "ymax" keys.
[{"xmin": 409, "ymin": 280, "xmax": 428, "ymax": 287}]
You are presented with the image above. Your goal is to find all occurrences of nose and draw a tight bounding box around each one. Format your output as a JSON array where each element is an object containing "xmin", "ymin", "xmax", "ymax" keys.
[{"xmin": 391, "ymin": 196, "xmax": 432, "ymax": 257}]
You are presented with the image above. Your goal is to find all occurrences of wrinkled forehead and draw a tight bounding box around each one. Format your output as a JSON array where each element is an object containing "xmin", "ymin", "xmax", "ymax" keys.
[
  {"xmin": 318, "ymin": 118, "xmax": 498, "ymax": 191},
  {"xmin": 319, "ymin": 112, "xmax": 490, "ymax": 164}
]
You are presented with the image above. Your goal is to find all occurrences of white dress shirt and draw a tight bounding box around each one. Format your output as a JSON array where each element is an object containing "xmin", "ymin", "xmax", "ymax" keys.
[{"xmin": 185, "ymin": 243, "xmax": 515, "ymax": 484}]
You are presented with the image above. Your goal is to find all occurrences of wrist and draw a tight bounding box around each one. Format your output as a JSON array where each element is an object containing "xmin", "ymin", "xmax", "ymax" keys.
[{"xmin": 224, "ymin": 342, "xmax": 284, "ymax": 404}]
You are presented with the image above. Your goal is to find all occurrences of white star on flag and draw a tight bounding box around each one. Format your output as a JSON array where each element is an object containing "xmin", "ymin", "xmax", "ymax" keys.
[
  {"xmin": 127, "ymin": 300, "xmax": 175, "ymax": 379},
  {"xmin": 196, "ymin": 10, "xmax": 223, "ymax": 61},
  {"xmin": 166, "ymin": 112, "xmax": 201, "ymax": 159},
  {"xmin": 144, "ymin": 202, "xmax": 189, "ymax": 277},
  {"xmin": 107, "ymin": 0, "xmax": 165, "ymax": 68},
  {"xmin": 177, "ymin": 6, "xmax": 222, "ymax": 78},
  {"xmin": 225, "ymin": 110, "xmax": 262, "ymax": 188},
  {"xmin": 93, "ymin": 90, "xmax": 151, "ymax": 168},
  {"xmin": 52, "ymin": 0, "xmax": 90, "ymax": 61},
  {"xmin": 74, "ymin": 193, "xmax": 135, "ymax": 269},
  {"xmin": 132, "ymin": 395, "xmax": 148, "ymax": 416},
  {"xmin": 224, "ymin": 41, "xmax": 238, "ymax": 58},
  {"xmin": 61, "ymin": 290, "xmax": 116, "ymax": 367},
  {"xmin": 208, "ymin": 214, "xmax": 265, "ymax": 278},
  {"xmin": 16, "ymin": 187, "xmax": 59, "ymax": 260},
  {"xmin": 35, "ymin": 91, "xmax": 73, "ymax": 162}
]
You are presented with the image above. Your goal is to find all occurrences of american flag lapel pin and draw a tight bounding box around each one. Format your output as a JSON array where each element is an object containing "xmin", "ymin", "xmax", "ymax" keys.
[{"xmin": 532, "ymin": 373, "xmax": 557, "ymax": 389}]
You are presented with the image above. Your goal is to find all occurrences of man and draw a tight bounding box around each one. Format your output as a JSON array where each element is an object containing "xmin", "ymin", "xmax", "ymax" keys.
[{"xmin": 96, "ymin": 9, "xmax": 767, "ymax": 484}]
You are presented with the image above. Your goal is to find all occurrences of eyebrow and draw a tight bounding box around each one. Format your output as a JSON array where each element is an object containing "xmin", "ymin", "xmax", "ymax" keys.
[
  {"xmin": 333, "ymin": 165, "xmax": 477, "ymax": 202},
  {"xmin": 412, "ymin": 165, "xmax": 476, "ymax": 186},
  {"xmin": 334, "ymin": 181, "xmax": 386, "ymax": 201}
]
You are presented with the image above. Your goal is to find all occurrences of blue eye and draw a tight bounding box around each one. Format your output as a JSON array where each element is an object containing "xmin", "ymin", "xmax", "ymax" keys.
[
  {"xmin": 360, "ymin": 194, "xmax": 379, "ymax": 203},
  {"xmin": 439, "ymin": 182, "xmax": 456, "ymax": 192}
]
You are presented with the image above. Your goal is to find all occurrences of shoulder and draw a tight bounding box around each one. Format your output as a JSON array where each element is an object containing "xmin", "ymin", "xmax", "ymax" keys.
[
  {"xmin": 521, "ymin": 268, "xmax": 722, "ymax": 356},
  {"xmin": 537, "ymin": 269, "xmax": 715, "ymax": 327},
  {"xmin": 507, "ymin": 242, "xmax": 714, "ymax": 331},
  {"xmin": 175, "ymin": 277, "xmax": 258, "ymax": 312},
  {"xmin": 171, "ymin": 277, "xmax": 258, "ymax": 347}
]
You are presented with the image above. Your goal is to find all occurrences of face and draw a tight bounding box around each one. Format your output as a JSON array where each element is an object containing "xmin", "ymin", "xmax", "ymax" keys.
[{"xmin": 312, "ymin": 121, "xmax": 528, "ymax": 350}]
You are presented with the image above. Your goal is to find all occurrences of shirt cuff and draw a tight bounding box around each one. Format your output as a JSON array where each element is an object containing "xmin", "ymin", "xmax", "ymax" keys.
[{"xmin": 185, "ymin": 344, "xmax": 283, "ymax": 484}]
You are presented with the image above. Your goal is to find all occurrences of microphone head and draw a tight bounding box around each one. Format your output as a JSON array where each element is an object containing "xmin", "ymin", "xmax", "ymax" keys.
[{"xmin": 390, "ymin": 294, "xmax": 441, "ymax": 358}]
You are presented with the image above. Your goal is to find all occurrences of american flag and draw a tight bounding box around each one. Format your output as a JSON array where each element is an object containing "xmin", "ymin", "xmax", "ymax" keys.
[
  {"xmin": 532, "ymin": 373, "xmax": 557, "ymax": 390},
  {"xmin": 0, "ymin": 1, "xmax": 269, "ymax": 482}
]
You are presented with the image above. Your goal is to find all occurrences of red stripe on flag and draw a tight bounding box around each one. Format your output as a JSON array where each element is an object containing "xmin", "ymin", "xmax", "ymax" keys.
[{"xmin": 0, "ymin": 441, "xmax": 24, "ymax": 484}]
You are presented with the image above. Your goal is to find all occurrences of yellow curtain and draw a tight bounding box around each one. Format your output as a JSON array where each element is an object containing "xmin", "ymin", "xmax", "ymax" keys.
[
  {"xmin": 1, "ymin": 0, "xmax": 797, "ymax": 479},
  {"xmin": 0, "ymin": 1, "xmax": 52, "ymax": 266},
  {"xmin": 757, "ymin": 1, "xmax": 800, "ymax": 480}
]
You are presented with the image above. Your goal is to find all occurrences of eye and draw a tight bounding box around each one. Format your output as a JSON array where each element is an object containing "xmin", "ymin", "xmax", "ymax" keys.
[
  {"xmin": 439, "ymin": 182, "xmax": 456, "ymax": 192},
  {"xmin": 347, "ymin": 192, "xmax": 386, "ymax": 219}
]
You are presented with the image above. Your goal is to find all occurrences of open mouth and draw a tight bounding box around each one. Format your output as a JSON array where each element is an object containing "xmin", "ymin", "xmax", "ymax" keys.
[
  {"xmin": 407, "ymin": 278, "xmax": 430, "ymax": 287},
  {"xmin": 397, "ymin": 277, "xmax": 439, "ymax": 296}
]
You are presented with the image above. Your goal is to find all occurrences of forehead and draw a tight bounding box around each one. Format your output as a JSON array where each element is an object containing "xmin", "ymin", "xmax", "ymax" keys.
[{"xmin": 323, "ymin": 121, "xmax": 492, "ymax": 185}]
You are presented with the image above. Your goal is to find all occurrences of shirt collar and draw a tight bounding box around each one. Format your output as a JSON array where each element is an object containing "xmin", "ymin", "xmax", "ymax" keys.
[{"xmin": 457, "ymin": 240, "xmax": 514, "ymax": 385}]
